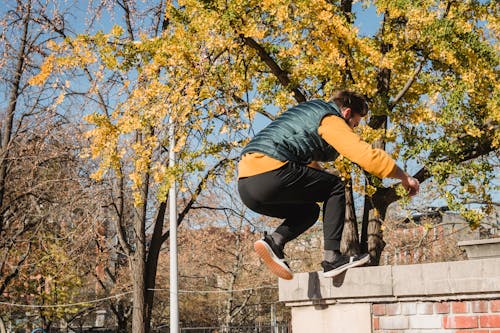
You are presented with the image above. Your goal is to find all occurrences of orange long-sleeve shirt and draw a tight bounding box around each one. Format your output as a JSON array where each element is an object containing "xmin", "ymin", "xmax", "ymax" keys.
[{"xmin": 238, "ymin": 115, "xmax": 396, "ymax": 179}]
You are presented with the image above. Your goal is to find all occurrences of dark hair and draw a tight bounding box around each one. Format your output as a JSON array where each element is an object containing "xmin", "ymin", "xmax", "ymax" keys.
[{"xmin": 331, "ymin": 90, "xmax": 369, "ymax": 116}]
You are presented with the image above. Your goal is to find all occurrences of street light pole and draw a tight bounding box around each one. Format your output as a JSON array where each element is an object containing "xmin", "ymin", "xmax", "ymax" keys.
[{"xmin": 169, "ymin": 117, "xmax": 179, "ymax": 333}]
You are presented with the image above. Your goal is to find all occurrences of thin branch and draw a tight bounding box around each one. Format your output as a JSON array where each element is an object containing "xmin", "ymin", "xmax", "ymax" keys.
[
  {"xmin": 389, "ymin": 61, "xmax": 423, "ymax": 110},
  {"xmin": 232, "ymin": 93, "xmax": 276, "ymax": 121},
  {"xmin": 161, "ymin": 157, "xmax": 238, "ymax": 242},
  {"xmin": 0, "ymin": 242, "xmax": 31, "ymax": 294},
  {"xmin": 206, "ymin": 263, "xmax": 230, "ymax": 275},
  {"xmin": 378, "ymin": 133, "xmax": 497, "ymax": 206},
  {"xmin": 117, "ymin": 0, "xmax": 135, "ymax": 41},
  {"xmin": 240, "ymin": 35, "xmax": 306, "ymax": 103},
  {"xmin": 113, "ymin": 172, "xmax": 132, "ymax": 256},
  {"xmin": 230, "ymin": 291, "xmax": 253, "ymax": 318},
  {"xmin": 37, "ymin": 12, "xmax": 112, "ymax": 117}
]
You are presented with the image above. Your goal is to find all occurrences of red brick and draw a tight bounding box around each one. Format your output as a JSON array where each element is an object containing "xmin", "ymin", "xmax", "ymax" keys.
[
  {"xmin": 480, "ymin": 314, "xmax": 500, "ymax": 328},
  {"xmin": 492, "ymin": 300, "xmax": 500, "ymax": 312},
  {"xmin": 373, "ymin": 304, "xmax": 386, "ymax": 316},
  {"xmin": 435, "ymin": 302, "xmax": 450, "ymax": 314},
  {"xmin": 455, "ymin": 330, "xmax": 489, "ymax": 333},
  {"xmin": 472, "ymin": 300, "xmax": 489, "ymax": 313},
  {"xmin": 372, "ymin": 317, "xmax": 379, "ymax": 330},
  {"xmin": 452, "ymin": 301, "xmax": 469, "ymax": 313},
  {"xmin": 443, "ymin": 315, "xmax": 479, "ymax": 328}
]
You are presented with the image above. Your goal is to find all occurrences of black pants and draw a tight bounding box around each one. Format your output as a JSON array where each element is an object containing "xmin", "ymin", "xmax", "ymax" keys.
[{"xmin": 238, "ymin": 162, "xmax": 345, "ymax": 251}]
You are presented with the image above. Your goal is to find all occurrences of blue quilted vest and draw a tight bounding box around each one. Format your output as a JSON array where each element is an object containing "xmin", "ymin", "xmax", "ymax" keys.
[{"xmin": 241, "ymin": 99, "xmax": 343, "ymax": 164}]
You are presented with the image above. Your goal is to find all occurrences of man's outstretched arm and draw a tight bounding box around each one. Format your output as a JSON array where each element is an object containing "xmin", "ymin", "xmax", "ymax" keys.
[{"xmin": 319, "ymin": 115, "xmax": 420, "ymax": 196}]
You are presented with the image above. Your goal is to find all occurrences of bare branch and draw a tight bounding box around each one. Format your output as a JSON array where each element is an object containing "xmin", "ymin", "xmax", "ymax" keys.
[
  {"xmin": 206, "ymin": 262, "xmax": 230, "ymax": 275},
  {"xmin": 117, "ymin": 0, "xmax": 135, "ymax": 40},
  {"xmin": 113, "ymin": 172, "xmax": 132, "ymax": 256},
  {"xmin": 232, "ymin": 93, "xmax": 276, "ymax": 121},
  {"xmin": 389, "ymin": 61, "xmax": 423, "ymax": 110},
  {"xmin": 0, "ymin": 242, "xmax": 31, "ymax": 294},
  {"xmin": 240, "ymin": 35, "xmax": 307, "ymax": 103},
  {"xmin": 161, "ymin": 156, "xmax": 239, "ymax": 243}
]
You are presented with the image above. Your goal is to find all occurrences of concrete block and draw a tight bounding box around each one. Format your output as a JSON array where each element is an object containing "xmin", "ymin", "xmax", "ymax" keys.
[
  {"xmin": 291, "ymin": 303, "xmax": 371, "ymax": 333},
  {"xmin": 458, "ymin": 238, "xmax": 500, "ymax": 259},
  {"xmin": 392, "ymin": 258, "xmax": 500, "ymax": 297},
  {"xmin": 282, "ymin": 258, "xmax": 500, "ymax": 303},
  {"xmin": 392, "ymin": 263, "xmax": 426, "ymax": 296},
  {"xmin": 279, "ymin": 271, "xmax": 330, "ymax": 303},
  {"xmin": 329, "ymin": 265, "xmax": 393, "ymax": 298},
  {"xmin": 279, "ymin": 265, "xmax": 392, "ymax": 302},
  {"xmin": 409, "ymin": 315, "xmax": 442, "ymax": 329},
  {"xmin": 447, "ymin": 258, "xmax": 500, "ymax": 293}
]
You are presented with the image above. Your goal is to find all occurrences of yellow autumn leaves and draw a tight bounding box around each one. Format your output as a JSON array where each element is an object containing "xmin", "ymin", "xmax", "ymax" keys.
[{"xmin": 28, "ymin": 0, "xmax": 498, "ymax": 216}]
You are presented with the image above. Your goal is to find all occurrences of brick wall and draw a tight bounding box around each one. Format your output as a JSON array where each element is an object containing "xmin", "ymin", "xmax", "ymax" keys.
[
  {"xmin": 372, "ymin": 300, "xmax": 500, "ymax": 332},
  {"xmin": 280, "ymin": 258, "xmax": 500, "ymax": 333}
]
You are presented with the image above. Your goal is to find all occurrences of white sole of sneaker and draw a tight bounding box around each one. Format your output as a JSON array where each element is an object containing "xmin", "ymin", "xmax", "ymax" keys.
[
  {"xmin": 254, "ymin": 239, "xmax": 293, "ymax": 280},
  {"xmin": 322, "ymin": 254, "xmax": 370, "ymax": 278}
]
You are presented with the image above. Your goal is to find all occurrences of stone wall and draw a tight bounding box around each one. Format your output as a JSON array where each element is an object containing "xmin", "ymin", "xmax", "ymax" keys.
[{"xmin": 279, "ymin": 258, "xmax": 500, "ymax": 333}]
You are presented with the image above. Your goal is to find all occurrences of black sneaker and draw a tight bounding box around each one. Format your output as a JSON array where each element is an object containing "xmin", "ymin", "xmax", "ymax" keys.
[
  {"xmin": 254, "ymin": 233, "xmax": 293, "ymax": 280},
  {"xmin": 321, "ymin": 253, "xmax": 370, "ymax": 278}
]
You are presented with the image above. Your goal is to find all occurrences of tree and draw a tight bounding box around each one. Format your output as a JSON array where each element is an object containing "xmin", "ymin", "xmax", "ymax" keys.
[
  {"xmin": 30, "ymin": 0, "xmax": 498, "ymax": 330},
  {"xmin": 0, "ymin": 0, "xmax": 93, "ymax": 300},
  {"xmin": 0, "ymin": 119, "xmax": 104, "ymax": 331},
  {"xmin": 153, "ymin": 178, "xmax": 290, "ymax": 330},
  {"xmin": 176, "ymin": 187, "xmax": 270, "ymax": 329},
  {"xmin": 0, "ymin": 0, "xmax": 38, "ymax": 297},
  {"xmin": 0, "ymin": 3, "xmax": 115, "ymax": 331},
  {"xmin": 30, "ymin": 1, "xmax": 250, "ymax": 332},
  {"xmin": 161, "ymin": 0, "xmax": 498, "ymax": 263}
]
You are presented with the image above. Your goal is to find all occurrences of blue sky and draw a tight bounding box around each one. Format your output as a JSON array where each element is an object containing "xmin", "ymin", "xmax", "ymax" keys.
[{"xmin": 353, "ymin": 1, "xmax": 383, "ymax": 37}]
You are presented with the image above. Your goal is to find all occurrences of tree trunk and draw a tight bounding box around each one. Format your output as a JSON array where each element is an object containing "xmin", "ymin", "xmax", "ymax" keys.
[
  {"xmin": 361, "ymin": 194, "xmax": 386, "ymax": 264},
  {"xmin": 0, "ymin": 0, "xmax": 30, "ymax": 219},
  {"xmin": 131, "ymin": 250, "xmax": 146, "ymax": 333},
  {"xmin": 117, "ymin": 318, "xmax": 128, "ymax": 333},
  {"xmin": 223, "ymin": 232, "xmax": 243, "ymax": 330},
  {"xmin": 110, "ymin": 300, "xmax": 130, "ymax": 333},
  {"xmin": 144, "ymin": 202, "xmax": 167, "ymax": 332},
  {"xmin": 0, "ymin": 317, "xmax": 6, "ymax": 333},
  {"xmin": 341, "ymin": 182, "xmax": 360, "ymax": 255},
  {"xmin": 131, "ymin": 168, "xmax": 150, "ymax": 333},
  {"xmin": 360, "ymin": 130, "xmax": 388, "ymax": 265},
  {"xmin": 360, "ymin": 11, "xmax": 392, "ymax": 264}
]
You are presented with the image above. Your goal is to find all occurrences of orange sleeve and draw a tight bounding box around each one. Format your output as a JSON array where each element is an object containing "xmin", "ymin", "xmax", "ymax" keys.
[{"xmin": 318, "ymin": 115, "xmax": 397, "ymax": 179}]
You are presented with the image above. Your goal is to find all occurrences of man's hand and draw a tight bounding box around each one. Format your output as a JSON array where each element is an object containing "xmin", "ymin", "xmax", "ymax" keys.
[
  {"xmin": 391, "ymin": 166, "xmax": 420, "ymax": 197},
  {"xmin": 401, "ymin": 175, "xmax": 420, "ymax": 197}
]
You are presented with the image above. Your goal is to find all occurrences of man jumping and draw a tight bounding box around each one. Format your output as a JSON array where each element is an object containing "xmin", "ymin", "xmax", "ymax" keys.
[{"xmin": 237, "ymin": 91, "xmax": 419, "ymax": 280}]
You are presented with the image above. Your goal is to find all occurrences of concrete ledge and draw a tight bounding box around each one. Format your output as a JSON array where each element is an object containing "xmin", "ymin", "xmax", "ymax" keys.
[
  {"xmin": 393, "ymin": 258, "xmax": 500, "ymax": 296},
  {"xmin": 279, "ymin": 258, "xmax": 500, "ymax": 304},
  {"xmin": 458, "ymin": 238, "xmax": 500, "ymax": 259}
]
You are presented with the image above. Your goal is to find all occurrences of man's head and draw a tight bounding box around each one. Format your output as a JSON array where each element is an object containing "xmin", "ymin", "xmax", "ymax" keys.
[{"xmin": 331, "ymin": 90, "xmax": 369, "ymax": 129}]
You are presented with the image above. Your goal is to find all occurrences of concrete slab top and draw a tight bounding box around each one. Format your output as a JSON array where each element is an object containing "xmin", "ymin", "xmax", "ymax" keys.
[
  {"xmin": 279, "ymin": 257, "xmax": 500, "ymax": 303},
  {"xmin": 458, "ymin": 238, "xmax": 500, "ymax": 246}
]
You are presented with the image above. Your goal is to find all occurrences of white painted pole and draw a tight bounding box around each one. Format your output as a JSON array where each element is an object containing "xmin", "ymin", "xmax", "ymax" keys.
[{"xmin": 169, "ymin": 117, "xmax": 179, "ymax": 333}]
